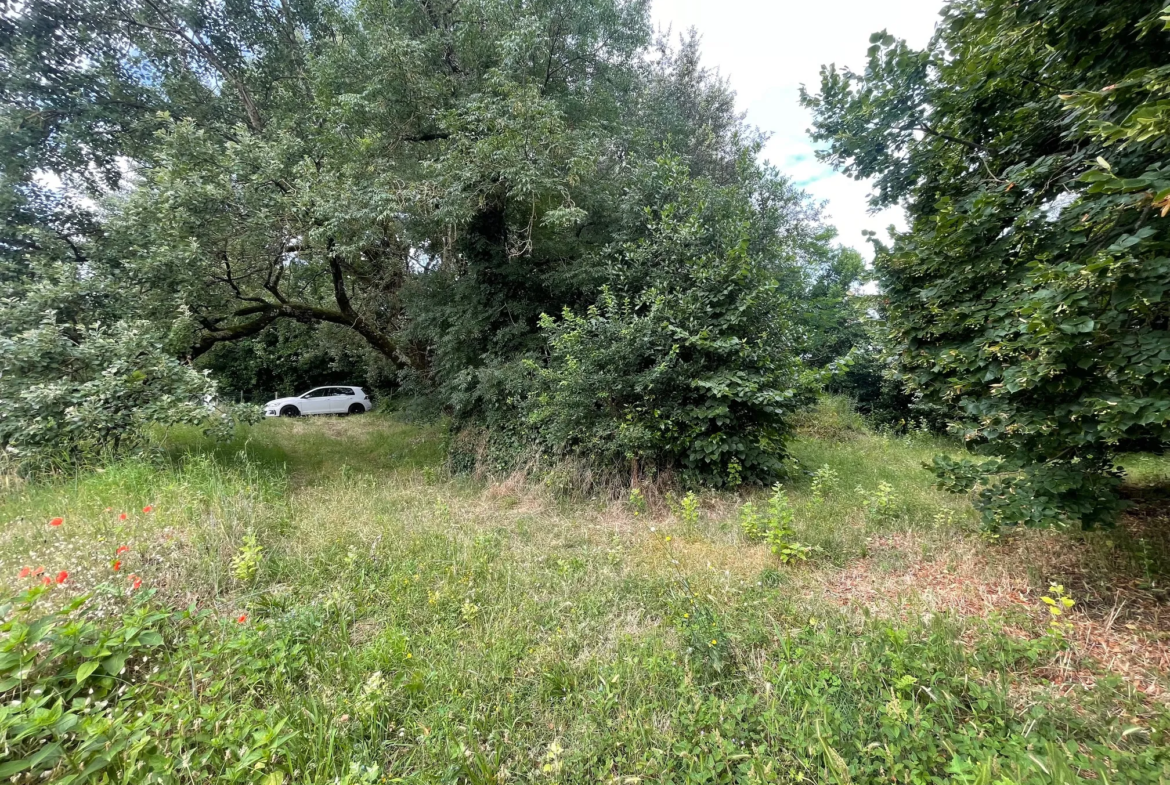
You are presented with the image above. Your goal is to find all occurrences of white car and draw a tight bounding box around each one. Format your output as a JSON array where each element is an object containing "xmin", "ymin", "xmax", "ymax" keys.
[{"xmin": 264, "ymin": 386, "xmax": 371, "ymax": 417}]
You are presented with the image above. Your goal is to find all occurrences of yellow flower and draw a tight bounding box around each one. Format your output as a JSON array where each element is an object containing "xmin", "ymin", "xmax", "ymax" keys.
[
  {"xmin": 709, "ymin": 639, "xmax": 717, "ymax": 646},
  {"xmin": 406, "ymin": 652, "xmax": 412, "ymax": 659}
]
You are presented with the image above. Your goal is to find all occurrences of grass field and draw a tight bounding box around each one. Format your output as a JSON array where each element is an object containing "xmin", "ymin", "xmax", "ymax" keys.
[{"xmin": 2, "ymin": 402, "xmax": 1168, "ymax": 783}]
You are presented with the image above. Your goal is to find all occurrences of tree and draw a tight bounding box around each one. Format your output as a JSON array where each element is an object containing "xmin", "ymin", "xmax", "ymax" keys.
[
  {"xmin": 3, "ymin": 0, "xmax": 653, "ymax": 369},
  {"xmin": 803, "ymin": 1, "xmax": 1170, "ymax": 528},
  {"xmin": 3, "ymin": 0, "xmax": 832, "ymax": 480}
]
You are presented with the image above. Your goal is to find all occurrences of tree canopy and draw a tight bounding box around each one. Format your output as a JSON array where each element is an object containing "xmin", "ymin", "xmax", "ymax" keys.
[
  {"xmin": 1, "ymin": 0, "xmax": 845, "ymax": 479},
  {"xmin": 804, "ymin": 0, "xmax": 1170, "ymax": 527}
]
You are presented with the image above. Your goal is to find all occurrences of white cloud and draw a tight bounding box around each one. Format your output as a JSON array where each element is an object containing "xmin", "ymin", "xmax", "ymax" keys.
[{"xmin": 650, "ymin": 0, "xmax": 943, "ymax": 258}]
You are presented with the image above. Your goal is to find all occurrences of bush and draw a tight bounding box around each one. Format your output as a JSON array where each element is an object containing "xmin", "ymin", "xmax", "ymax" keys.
[
  {"xmin": 0, "ymin": 318, "xmax": 256, "ymax": 474},
  {"xmin": 521, "ymin": 158, "xmax": 815, "ymax": 486}
]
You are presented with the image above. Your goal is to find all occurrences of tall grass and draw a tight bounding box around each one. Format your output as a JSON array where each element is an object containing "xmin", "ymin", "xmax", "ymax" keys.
[{"xmin": 1, "ymin": 409, "xmax": 1167, "ymax": 783}]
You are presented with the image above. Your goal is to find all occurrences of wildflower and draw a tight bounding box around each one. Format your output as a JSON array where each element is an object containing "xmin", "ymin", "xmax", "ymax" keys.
[
  {"xmin": 104, "ymin": 507, "xmax": 112, "ymax": 512},
  {"xmin": 49, "ymin": 517, "xmax": 64, "ymax": 527},
  {"xmin": 113, "ymin": 560, "xmax": 122, "ymax": 572},
  {"xmin": 710, "ymin": 639, "xmax": 717, "ymax": 646},
  {"xmin": 18, "ymin": 566, "xmax": 31, "ymax": 579},
  {"xmin": 32, "ymin": 566, "xmax": 44, "ymax": 576},
  {"xmin": 116, "ymin": 546, "xmax": 130, "ymax": 556},
  {"xmin": 119, "ymin": 513, "xmax": 128, "ymax": 521},
  {"xmin": 56, "ymin": 570, "xmax": 68, "ymax": 584},
  {"xmin": 41, "ymin": 576, "xmax": 52, "ymax": 586},
  {"xmin": 129, "ymin": 575, "xmax": 143, "ymax": 591},
  {"xmin": 143, "ymin": 505, "xmax": 153, "ymax": 514},
  {"xmin": 237, "ymin": 614, "xmax": 248, "ymax": 624}
]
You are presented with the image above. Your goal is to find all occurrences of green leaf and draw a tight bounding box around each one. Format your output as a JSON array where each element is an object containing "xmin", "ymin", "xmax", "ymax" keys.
[
  {"xmin": 102, "ymin": 652, "xmax": 127, "ymax": 676},
  {"xmin": 76, "ymin": 660, "xmax": 100, "ymax": 683}
]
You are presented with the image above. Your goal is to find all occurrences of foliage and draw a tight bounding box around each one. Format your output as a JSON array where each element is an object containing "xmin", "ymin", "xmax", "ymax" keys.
[
  {"xmin": 231, "ymin": 531, "xmax": 264, "ymax": 585},
  {"xmin": 0, "ymin": 587, "xmax": 170, "ymax": 781},
  {"xmin": 2, "ymin": 0, "xmax": 836, "ymax": 482},
  {"xmin": 740, "ymin": 484, "xmax": 814, "ymax": 563},
  {"xmin": 0, "ymin": 318, "xmax": 254, "ymax": 474},
  {"xmin": 809, "ymin": 464, "xmax": 840, "ymax": 503},
  {"xmin": 0, "ymin": 588, "xmax": 301, "ymax": 783},
  {"xmin": 802, "ymin": 1, "xmax": 1170, "ymax": 528},
  {"xmin": 521, "ymin": 158, "xmax": 814, "ymax": 485},
  {"xmin": 195, "ymin": 320, "xmax": 390, "ymax": 404}
]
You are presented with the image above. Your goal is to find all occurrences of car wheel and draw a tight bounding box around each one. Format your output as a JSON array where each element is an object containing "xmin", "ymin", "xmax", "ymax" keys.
[
  {"xmin": 348, "ymin": 403, "xmax": 365, "ymax": 415},
  {"xmin": 280, "ymin": 405, "xmax": 300, "ymax": 417}
]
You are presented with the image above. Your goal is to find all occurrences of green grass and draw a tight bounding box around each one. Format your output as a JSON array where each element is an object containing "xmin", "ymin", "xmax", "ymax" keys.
[{"xmin": 2, "ymin": 406, "xmax": 1168, "ymax": 784}]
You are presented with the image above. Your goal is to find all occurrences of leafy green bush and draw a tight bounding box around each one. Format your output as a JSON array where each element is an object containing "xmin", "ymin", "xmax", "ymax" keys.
[
  {"xmin": 0, "ymin": 319, "xmax": 256, "ymax": 474},
  {"xmin": 522, "ymin": 158, "xmax": 814, "ymax": 486},
  {"xmin": 740, "ymin": 485, "xmax": 814, "ymax": 562}
]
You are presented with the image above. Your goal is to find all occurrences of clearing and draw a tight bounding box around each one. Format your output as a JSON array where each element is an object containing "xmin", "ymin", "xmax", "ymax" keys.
[{"xmin": 2, "ymin": 406, "xmax": 1168, "ymax": 783}]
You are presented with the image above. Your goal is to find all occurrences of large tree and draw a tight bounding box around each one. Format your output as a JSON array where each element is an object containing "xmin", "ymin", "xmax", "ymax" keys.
[
  {"xmin": 803, "ymin": 1, "xmax": 1170, "ymax": 528},
  {"xmin": 2, "ymin": 0, "xmax": 651, "ymax": 362},
  {"xmin": 2, "ymin": 0, "xmax": 774, "ymax": 400}
]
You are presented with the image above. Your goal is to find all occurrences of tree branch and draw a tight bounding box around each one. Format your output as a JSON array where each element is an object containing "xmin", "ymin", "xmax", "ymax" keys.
[{"xmin": 136, "ymin": 0, "xmax": 266, "ymax": 133}]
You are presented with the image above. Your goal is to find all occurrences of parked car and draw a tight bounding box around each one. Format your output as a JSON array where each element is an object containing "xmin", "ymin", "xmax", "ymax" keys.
[{"xmin": 264, "ymin": 386, "xmax": 371, "ymax": 417}]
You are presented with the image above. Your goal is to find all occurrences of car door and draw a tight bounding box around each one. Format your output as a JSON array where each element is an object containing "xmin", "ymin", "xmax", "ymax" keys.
[
  {"xmin": 298, "ymin": 388, "xmax": 331, "ymax": 414},
  {"xmin": 333, "ymin": 387, "xmax": 358, "ymax": 413},
  {"xmin": 323, "ymin": 387, "xmax": 352, "ymax": 414}
]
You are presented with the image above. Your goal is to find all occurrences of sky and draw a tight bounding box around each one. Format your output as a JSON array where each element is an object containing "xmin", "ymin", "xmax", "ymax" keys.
[{"xmin": 650, "ymin": 0, "xmax": 944, "ymax": 258}]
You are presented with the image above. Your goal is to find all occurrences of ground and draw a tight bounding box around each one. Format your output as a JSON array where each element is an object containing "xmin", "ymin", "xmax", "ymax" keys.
[{"xmin": 1, "ymin": 403, "xmax": 1168, "ymax": 783}]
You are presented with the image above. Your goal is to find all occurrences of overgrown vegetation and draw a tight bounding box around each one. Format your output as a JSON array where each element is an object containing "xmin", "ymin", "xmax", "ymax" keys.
[
  {"xmin": 803, "ymin": 1, "xmax": 1170, "ymax": 528},
  {"xmin": 2, "ymin": 414, "xmax": 1167, "ymax": 783},
  {"xmin": 3, "ymin": 0, "xmax": 1170, "ymax": 778},
  {"xmin": 1, "ymin": 0, "xmax": 856, "ymax": 481}
]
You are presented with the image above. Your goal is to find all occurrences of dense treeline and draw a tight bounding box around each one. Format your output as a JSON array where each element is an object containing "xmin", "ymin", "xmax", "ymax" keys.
[{"xmin": 0, "ymin": 0, "xmax": 862, "ymax": 482}]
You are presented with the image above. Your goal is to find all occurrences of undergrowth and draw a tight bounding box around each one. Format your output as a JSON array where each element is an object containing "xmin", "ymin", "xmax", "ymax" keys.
[{"xmin": 0, "ymin": 407, "xmax": 1166, "ymax": 783}]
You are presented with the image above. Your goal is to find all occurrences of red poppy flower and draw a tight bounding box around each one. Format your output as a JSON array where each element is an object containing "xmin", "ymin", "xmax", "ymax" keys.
[
  {"xmin": 104, "ymin": 507, "xmax": 112, "ymax": 512},
  {"xmin": 113, "ymin": 560, "xmax": 122, "ymax": 571},
  {"xmin": 41, "ymin": 576, "xmax": 52, "ymax": 586},
  {"xmin": 49, "ymin": 517, "xmax": 63, "ymax": 527},
  {"xmin": 55, "ymin": 571, "xmax": 68, "ymax": 584},
  {"xmin": 119, "ymin": 513, "xmax": 128, "ymax": 521},
  {"xmin": 116, "ymin": 545, "xmax": 129, "ymax": 556},
  {"xmin": 32, "ymin": 566, "xmax": 45, "ymax": 576},
  {"xmin": 18, "ymin": 566, "xmax": 31, "ymax": 579},
  {"xmin": 236, "ymin": 614, "xmax": 248, "ymax": 624},
  {"xmin": 142, "ymin": 505, "xmax": 153, "ymax": 513},
  {"xmin": 129, "ymin": 574, "xmax": 142, "ymax": 591}
]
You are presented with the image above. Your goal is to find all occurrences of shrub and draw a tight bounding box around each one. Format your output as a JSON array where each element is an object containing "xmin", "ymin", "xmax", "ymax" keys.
[
  {"xmin": 0, "ymin": 318, "xmax": 256, "ymax": 474},
  {"xmin": 740, "ymin": 484, "xmax": 814, "ymax": 563},
  {"xmin": 522, "ymin": 158, "xmax": 815, "ymax": 486}
]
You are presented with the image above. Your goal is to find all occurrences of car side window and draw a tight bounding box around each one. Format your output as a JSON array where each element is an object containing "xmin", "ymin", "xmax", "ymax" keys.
[
  {"xmin": 338, "ymin": 388, "xmax": 355, "ymax": 396},
  {"xmin": 304, "ymin": 389, "xmax": 328, "ymax": 398}
]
